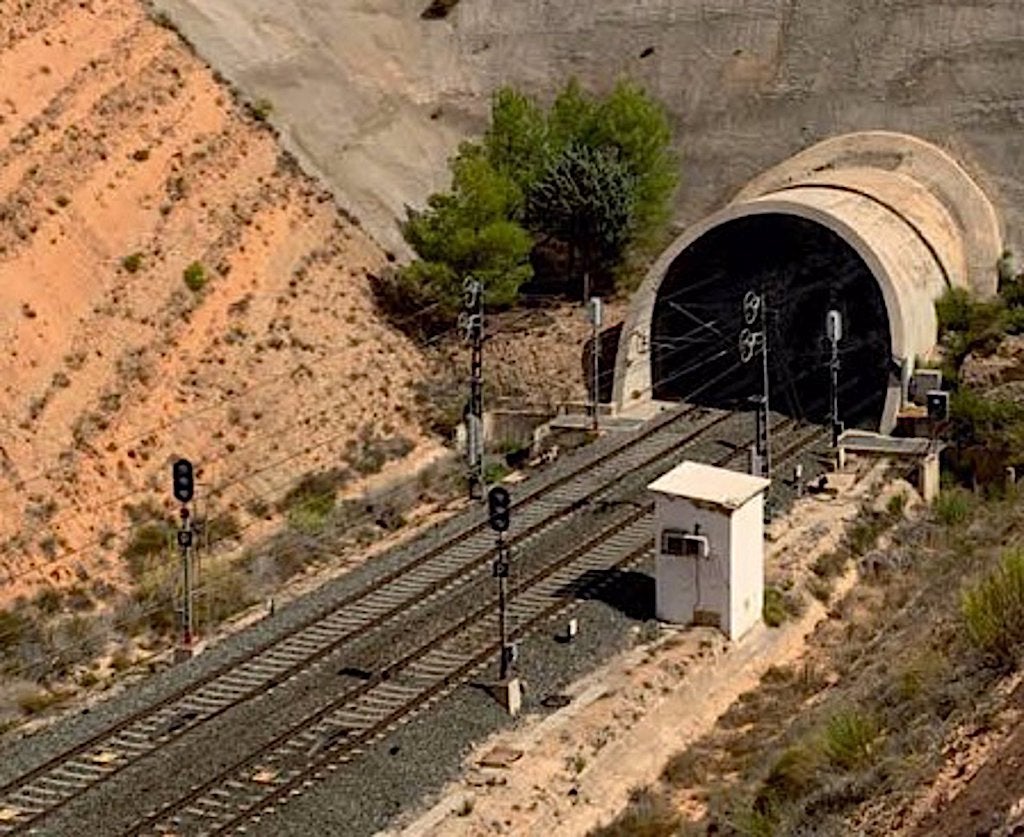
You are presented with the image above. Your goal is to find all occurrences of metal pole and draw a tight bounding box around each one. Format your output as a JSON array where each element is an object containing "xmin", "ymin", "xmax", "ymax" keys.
[
  {"xmin": 827, "ymin": 310, "xmax": 843, "ymax": 447},
  {"xmin": 495, "ymin": 533, "xmax": 510, "ymax": 680},
  {"xmin": 830, "ymin": 337, "xmax": 840, "ymax": 446},
  {"xmin": 463, "ymin": 278, "xmax": 485, "ymax": 501},
  {"xmin": 179, "ymin": 505, "xmax": 193, "ymax": 649},
  {"xmin": 760, "ymin": 296, "xmax": 772, "ymax": 477},
  {"xmin": 589, "ymin": 297, "xmax": 601, "ymax": 431}
]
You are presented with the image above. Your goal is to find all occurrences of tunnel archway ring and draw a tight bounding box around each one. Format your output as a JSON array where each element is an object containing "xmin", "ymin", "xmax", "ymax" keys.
[{"xmin": 613, "ymin": 133, "xmax": 1001, "ymax": 433}]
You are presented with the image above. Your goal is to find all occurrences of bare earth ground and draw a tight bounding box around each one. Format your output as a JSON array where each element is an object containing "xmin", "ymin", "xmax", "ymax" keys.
[
  {"xmin": 383, "ymin": 461, "xmax": 890, "ymax": 836},
  {"xmin": 0, "ymin": 0, "xmax": 439, "ymax": 604},
  {"xmin": 909, "ymin": 678, "xmax": 1024, "ymax": 837},
  {"xmin": 429, "ymin": 301, "xmax": 628, "ymax": 413}
]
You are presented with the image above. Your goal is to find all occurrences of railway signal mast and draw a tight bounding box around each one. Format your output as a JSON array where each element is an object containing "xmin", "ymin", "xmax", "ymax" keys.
[
  {"xmin": 589, "ymin": 297, "xmax": 602, "ymax": 431},
  {"xmin": 487, "ymin": 485, "xmax": 514, "ymax": 680},
  {"xmin": 827, "ymin": 309, "xmax": 843, "ymax": 446},
  {"xmin": 740, "ymin": 291, "xmax": 771, "ymax": 478},
  {"xmin": 462, "ymin": 277, "xmax": 485, "ymax": 501},
  {"xmin": 172, "ymin": 458, "xmax": 195, "ymax": 656}
]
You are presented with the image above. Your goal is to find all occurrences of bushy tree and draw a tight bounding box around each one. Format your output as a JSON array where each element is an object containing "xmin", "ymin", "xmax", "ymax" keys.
[
  {"xmin": 527, "ymin": 142, "xmax": 638, "ymax": 283},
  {"xmin": 590, "ymin": 79, "xmax": 678, "ymax": 250},
  {"xmin": 380, "ymin": 146, "xmax": 533, "ymax": 332},
  {"xmin": 388, "ymin": 77, "xmax": 677, "ymax": 329},
  {"xmin": 483, "ymin": 88, "xmax": 547, "ymax": 191},
  {"xmin": 525, "ymin": 79, "xmax": 676, "ymax": 289}
]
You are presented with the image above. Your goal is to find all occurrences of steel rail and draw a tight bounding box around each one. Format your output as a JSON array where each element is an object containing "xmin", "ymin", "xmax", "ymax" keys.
[
  {"xmin": 124, "ymin": 418, "xmax": 823, "ymax": 836},
  {"xmin": 129, "ymin": 509, "xmax": 658, "ymax": 836},
  {"xmin": 0, "ymin": 404, "xmax": 732, "ymax": 831}
]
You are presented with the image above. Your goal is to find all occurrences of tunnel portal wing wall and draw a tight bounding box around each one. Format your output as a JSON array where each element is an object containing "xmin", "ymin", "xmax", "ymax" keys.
[{"xmin": 613, "ymin": 132, "xmax": 1002, "ymax": 432}]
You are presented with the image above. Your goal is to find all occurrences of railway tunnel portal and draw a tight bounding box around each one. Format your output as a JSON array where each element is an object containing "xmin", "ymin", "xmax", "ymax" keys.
[{"xmin": 613, "ymin": 132, "xmax": 1003, "ymax": 432}]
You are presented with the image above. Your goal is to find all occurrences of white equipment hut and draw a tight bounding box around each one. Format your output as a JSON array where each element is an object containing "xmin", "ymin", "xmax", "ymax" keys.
[{"xmin": 647, "ymin": 461, "xmax": 770, "ymax": 641}]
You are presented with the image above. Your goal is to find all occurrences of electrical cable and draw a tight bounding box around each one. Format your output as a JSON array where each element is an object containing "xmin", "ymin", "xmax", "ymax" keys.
[{"xmin": 0, "ymin": 332, "xmax": 766, "ymax": 659}]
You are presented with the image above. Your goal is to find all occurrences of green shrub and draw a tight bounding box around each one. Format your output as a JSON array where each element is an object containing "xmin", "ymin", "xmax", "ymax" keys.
[
  {"xmin": 206, "ymin": 511, "xmax": 242, "ymax": 545},
  {"xmin": 820, "ymin": 708, "xmax": 879, "ymax": 770},
  {"xmin": 886, "ymin": 492, "xmax": 907, "ymax": 517},
  {"xmin": 811, "ymin": 549, "xmax": 847, "ymax": 580},
  {"xmin": 483, "ymin": 461, "xmax": 510, "ymax": 485},
  {"xmin": 731, "ymin": 807, "xmax": 777, "ymax": 837},
  {"xmin": 350, "ymin": 434, "xmax": 413, "ymax": 476},
  {"xmin": 279, "ymin": 469, "xmax": 350, "ymax": 512},
  {"xmin": 756, "ymin": 744, "xmax": 824, "ymax": 813},
  {"xmin": 934, "ymin": 489, "xmax": 973, "ymax": 527},
  {"xmin": 201, "ymin": 563, "xmax": 258, "ymax": 626},
  {"xmin": 122, "ymin": 522, "xmax": 173, "ymax": 579},
  {"xmin": 183, "ymin": 261, "xmax": 206, "ymax": 292},
  {"xmin": 115, "ymin": 569, "xmax": 177, "ymax": 637},
  {"xmin": 847, "ymin": 513, "xmax": 884, "ymax": 556},
  {"xmin": 806, "ymin": 575, "xmax": 833, "ymax": 604},
  {"xmin": 935, "ymin": 287, "xmax": 974, "ymax": 335},
  {"xmin": 52, "ymin": 615, "xmax": 109, "ymax": 669},
  {"xmin": 421, "ymin": 0, "xmax": 460, "ymax": 19},
  {"xmin": 660, "ymin": 747, "xmax": 707, "ymax": 787},
  {"xmin": 0, "ymin": 610, "xmax": 29, "ymax": 654},
  {"xmin": 32, "ymin": 587, "xmax": 63, "ymax": 616},
  {"xmin": 962, "ymin": 549, "xmax": 1024, "ymax": 666},
  {"xmin": 251, "ymin": 98, "xmax": 273, "ymax": 122},
  {"xmin": 121, "ymin": 252, "xmax": 143, "ymax": 274},
  {"xmin": 279, "ymin": 469, "xmax": 349, "ymax": 534},
  {"xmin": 763, "ymin": 585, "xmax": 802, "ymax": 627},
  {"xmin": 287, "ymin": 494, "xmax": 334, "ymax": 535}
]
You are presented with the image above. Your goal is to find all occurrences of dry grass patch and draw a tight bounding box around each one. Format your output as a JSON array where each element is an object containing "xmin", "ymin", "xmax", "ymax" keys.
[{"xmin": 589, "ymin": 786, "xmax": 681, "ymax": 837}]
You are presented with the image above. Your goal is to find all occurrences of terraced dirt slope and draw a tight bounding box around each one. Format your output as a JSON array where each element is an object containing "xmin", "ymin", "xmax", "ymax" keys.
[{"xmin": 0, "ymin": 0, "xmax": 434, "ymax": 601}]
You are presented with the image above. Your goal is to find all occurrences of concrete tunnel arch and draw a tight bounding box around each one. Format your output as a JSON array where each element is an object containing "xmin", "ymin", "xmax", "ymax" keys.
[{"xmin": 613, "ymin": 132, "xmax": 1003, "ymax": 432}]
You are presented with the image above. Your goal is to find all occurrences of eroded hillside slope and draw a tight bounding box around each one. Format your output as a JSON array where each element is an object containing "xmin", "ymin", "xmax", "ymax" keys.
[{"xmin": 0, "ymin": 0, "xmax": 435, "ymax": 601}]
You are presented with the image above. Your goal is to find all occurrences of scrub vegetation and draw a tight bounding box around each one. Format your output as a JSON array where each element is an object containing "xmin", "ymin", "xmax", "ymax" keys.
[
  {"xmin": 933, "ymin": 262, "xmax": 1024, "ymax": 482},
  {"xmin": 0, "ymin": 454, "xmax": 463, "ymax": 727},
  {"xmin": 593, "ymin": 488, "xmax": 1024, "ymax": 835}
]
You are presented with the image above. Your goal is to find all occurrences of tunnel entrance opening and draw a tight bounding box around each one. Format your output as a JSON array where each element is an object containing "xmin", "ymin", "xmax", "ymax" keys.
[{"xmin": 651, "ymin": 214, "xmax": 892, "ymax": 429}]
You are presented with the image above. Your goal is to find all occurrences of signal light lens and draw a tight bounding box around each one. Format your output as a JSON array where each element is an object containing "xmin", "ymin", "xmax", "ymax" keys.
[
  {"xmin": 172, "ymin": 458, "xmax": 194, "ymax": 503},
  {"xmin": 487, "ymin": 485, "xmax": 511, "ymax": 533}
]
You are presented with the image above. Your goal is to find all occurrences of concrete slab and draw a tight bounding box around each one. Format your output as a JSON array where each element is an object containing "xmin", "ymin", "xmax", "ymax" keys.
[{"xmin": 547, "ymin": 414, "xmax": 645, "ymax": 432}]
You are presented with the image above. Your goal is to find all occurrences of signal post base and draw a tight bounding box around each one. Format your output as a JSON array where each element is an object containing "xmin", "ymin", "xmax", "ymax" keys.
[
  {"xmin": 173, "ymin": 639, "xmax": 204, "ymax": 663},
  {"xmin": 486, "ymin": 677, "xmax": 522, "ymax": 717}
]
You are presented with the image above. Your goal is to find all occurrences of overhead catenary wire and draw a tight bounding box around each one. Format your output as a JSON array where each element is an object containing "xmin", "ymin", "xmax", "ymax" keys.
[
  {"xmin": 0, "ymin": 254, "xmax": 862, "ymax": 661},
  {"xmin": 0, "ymin": 297, "xmax": 486, "ymax": 558},
  {"xmin": 0, "ymin": 337, "xmax": 765, "ymax": 662}
]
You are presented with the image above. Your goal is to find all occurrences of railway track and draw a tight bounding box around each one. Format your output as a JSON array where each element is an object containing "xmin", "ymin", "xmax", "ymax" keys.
[
  {"xmin": 0, "ymin": 403, "xmax": 746, "ymax": 832},
  {"xmin": 119, "ymin": 418, "xmax": 824, "ymax": 836}
]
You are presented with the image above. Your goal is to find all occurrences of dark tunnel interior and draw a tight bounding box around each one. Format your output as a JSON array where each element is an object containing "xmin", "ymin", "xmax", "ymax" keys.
[{"xmin": 651, "ymin": 214, "xmax": 892, "ymax": 429}]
